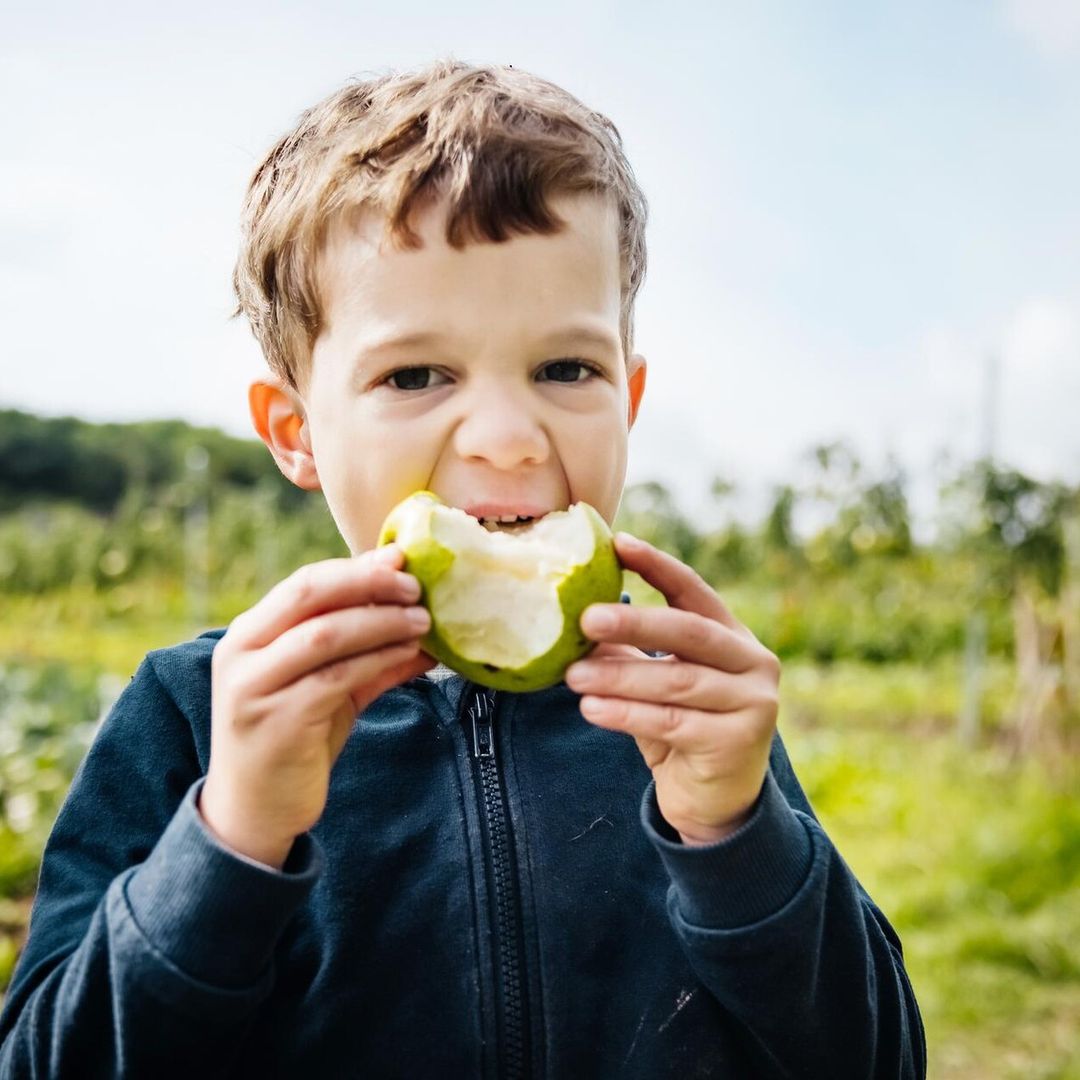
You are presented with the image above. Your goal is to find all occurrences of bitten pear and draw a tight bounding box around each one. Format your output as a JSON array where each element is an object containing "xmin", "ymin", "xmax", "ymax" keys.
[{"xmin": 378, "ymin": 491, "xmax": 623, "ymax": 692}]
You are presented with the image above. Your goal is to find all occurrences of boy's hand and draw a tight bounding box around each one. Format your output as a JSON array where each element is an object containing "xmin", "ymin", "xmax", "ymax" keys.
[
  {"xmin": 566, "ymin": 534, "xmax": 780, "ymax": 846},
  {"xmin": 200, "ymin": 545, "xmax": 435, "ymax": 869}
]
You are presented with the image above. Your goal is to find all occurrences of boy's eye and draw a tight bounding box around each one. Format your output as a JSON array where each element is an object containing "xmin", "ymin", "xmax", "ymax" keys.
[
  {"xmin": 539, "ymin": 359, "xmax": 597, "ymax": 383},
  {"xmin": 386, "ymin": 367, "xmax": 448, "ymax": 391}
]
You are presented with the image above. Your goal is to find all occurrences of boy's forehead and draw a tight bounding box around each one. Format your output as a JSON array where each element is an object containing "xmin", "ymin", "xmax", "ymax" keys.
[{"xmin": 315, "ymin": 193, "xmax": 623, "ymax": 341}]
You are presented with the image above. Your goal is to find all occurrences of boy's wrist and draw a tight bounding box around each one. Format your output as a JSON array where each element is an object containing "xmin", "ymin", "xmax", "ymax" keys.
[
  {"xmin": 197, "ymin": 784, "xmax": 297, "ymax": 871},
  {"xmin": 641, "ymin": 773, "xmax": 815, "ymax": 929},
  {"xmin": 676, "ymin": 805, "xmax": 754, "ymax": 846},
  {"xmin": 125, "ymin": 778, "xmax": 322, "ymax": 991}
]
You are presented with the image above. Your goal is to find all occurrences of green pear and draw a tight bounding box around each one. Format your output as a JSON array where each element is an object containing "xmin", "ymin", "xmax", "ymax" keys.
[{"xmin": 377, "ymin": 491, "xmax": 623, "ymax": 692}]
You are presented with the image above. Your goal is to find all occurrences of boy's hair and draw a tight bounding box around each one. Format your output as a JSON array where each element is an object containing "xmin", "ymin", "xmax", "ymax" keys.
[{"xmin": 233, "ymin": 60, "xmax": 648, "ymax": 389}]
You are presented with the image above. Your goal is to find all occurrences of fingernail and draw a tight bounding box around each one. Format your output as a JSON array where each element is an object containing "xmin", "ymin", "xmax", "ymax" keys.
[
  {"xmin": 395, "ymin": 573, "xmax": 421, "ymax": 600},
  {"xmin": 616, "ymin": 532, "xmax": 643, "ymax": 549},
  {"xmin": 374, "ymin": 544, "xmax": 400, "ymax": 562},
  {"xmin": 406, "ymin": 607, "xmax": 431, "ymax": 631}
]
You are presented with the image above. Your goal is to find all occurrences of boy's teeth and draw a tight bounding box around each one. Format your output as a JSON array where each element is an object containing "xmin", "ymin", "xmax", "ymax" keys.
[{"xmin": 478, "ymin": 514, "xmax": 535, "ymax": 527}]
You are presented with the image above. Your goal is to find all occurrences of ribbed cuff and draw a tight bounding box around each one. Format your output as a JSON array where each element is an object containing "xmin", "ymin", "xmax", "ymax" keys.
[
  {"xmin": 640, "ymin": 770, "xmax": 813, "ymax": 929},
  {"xmin": 125, "ymin": 778, "xmax": 322, "ymax": 989}
]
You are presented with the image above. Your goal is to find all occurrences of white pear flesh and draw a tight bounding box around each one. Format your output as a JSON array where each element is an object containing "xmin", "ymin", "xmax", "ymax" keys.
[{"xmin": 429, "ymin": 509, "xmax": 596, "ymax": 669}]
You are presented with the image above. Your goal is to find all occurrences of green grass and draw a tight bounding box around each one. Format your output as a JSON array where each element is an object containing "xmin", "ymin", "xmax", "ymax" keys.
[
  {"xmin": 780, "ymin": 719, "xmax": 1080, "ymax": 1079},
  {"xmin": 0, "ymin": 583, "xmax": 217, "ymax": 675}
]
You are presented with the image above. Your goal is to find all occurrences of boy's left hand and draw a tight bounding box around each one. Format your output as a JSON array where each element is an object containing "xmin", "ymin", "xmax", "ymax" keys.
[{"xmin": 566, "ymin": 533, "xmax": 780, "ymax": 846}]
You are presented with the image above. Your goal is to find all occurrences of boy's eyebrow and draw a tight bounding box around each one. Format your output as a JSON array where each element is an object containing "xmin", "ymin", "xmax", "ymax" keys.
[
  {"xmin": 356, "ymin": 331, "xmax": 444, "ymax": 361},
  {"xmin": 349, "ymin": 332, "xmax": 444, "ymax": 381},
  {"xmin": 540, "ymin": 324, "xmax": 621, "ymax": 355},
  {"xmin": 354, "ymin": 324, "xmax": 621, "ymax": 366}
]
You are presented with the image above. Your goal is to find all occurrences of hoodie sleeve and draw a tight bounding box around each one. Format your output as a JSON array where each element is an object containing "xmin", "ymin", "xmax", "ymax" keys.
[
  {"xmin": 640, "ymin": 731, "xmax": 927, "ymax": 1080},
  {"xmin": 0, "ymin": 650, "xmax": 322, "ymax": 1079}
]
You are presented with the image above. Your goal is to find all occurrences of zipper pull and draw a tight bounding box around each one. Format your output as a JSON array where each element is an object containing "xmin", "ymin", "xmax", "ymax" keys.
[{"xmin": 467, "ymin": 688, "xmax": 496, "ymax": 758}]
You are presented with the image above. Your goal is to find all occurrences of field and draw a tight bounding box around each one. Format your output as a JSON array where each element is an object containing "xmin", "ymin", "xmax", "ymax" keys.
[
  {"xmin": 1, "ymin": 587, "xmax": 1078, "ymax": 1078},
  {"xmin": 782, "ymin": 681, "xmax": 1080, "ymax": 1079}
]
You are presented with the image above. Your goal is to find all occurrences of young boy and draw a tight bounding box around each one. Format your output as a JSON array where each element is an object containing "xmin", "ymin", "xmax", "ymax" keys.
[{"xmin": 0, "ymin": 61, "xmax": 925, "ymax": 1077}]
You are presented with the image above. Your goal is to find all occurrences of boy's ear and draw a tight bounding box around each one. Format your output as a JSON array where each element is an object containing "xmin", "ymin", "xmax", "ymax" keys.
[
  {"xmin": 248, "ymin": 379, "xmax": 321, "ymax": 491},
  {"xmin": 627, "ymin": 353, "xmax": 647, "ymax": 429}
]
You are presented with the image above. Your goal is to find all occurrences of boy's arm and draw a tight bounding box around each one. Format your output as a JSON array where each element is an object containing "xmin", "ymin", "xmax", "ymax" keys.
[
  {"xmin": 1, "ymin": 546, "xmax": 431, "ymax": 1077},
  {"xmin": 0, "ymin": 647, "xmax": 321, "ymax": 1078},
  {"xmin": 640, "ymin": 730, "xmax": 927, "ymax": 1079},
  {"xmin": 570, "ymin": 535, "xmax": 926, "ymax": 1079}
]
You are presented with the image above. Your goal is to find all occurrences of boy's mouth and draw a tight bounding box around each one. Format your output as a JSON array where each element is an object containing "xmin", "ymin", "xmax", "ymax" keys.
[{"xmin": 462, "ymin": 503, "xmax": 552, "ymax": 533}]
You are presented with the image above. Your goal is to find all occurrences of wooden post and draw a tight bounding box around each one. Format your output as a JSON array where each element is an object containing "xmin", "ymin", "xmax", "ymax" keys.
[
  {"xmin": 960, "ymin": 611, "xmax": 986, "ymax": 748},
  {"xmin": 959, "ymin": 354, "xmax": 1000, "ymax": 747},
  {"xmin": 1062, "ymin": 515, "xmax": 1080, "ymax": 732}
]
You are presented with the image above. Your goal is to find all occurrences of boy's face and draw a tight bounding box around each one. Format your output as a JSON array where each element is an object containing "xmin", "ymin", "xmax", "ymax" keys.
[{"xmin": 254, "ymin": 192, "xmax": 646, "ymax": 554}]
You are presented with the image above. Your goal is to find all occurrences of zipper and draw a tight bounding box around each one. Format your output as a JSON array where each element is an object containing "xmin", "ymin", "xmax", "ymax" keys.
[{"xmin": 463, "ymin": 685, "xmax": 529, "ymax": 1080}]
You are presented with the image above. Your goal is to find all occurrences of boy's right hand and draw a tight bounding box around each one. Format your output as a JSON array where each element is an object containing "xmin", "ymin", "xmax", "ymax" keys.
[{"xmin": 199, "ymin": 544, "xmax": 433, "ymax": 870}]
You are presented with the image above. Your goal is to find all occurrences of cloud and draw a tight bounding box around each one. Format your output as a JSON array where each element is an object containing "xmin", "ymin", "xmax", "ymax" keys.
[
  {"xmin": 911, "ymin": 295, "xmax": 1080, "ymax": 483},
  {"xmin": 1001, "ymin": 0, "xmax": 1080, "ymax": 57},
  {"xmin": 0, "ymin": 50, "xmax": 51, "ymax": 95},
  {"xmin": 999, "ymin": 295, "xmax": 1080, "ymax": 479},
  {"xmin": 0, "ymin": 163, "xmax": 100, "ymax": 221},
  {"xmin": 1003, "ymin": 295, "xmax": 1080, "ymax": 378}
]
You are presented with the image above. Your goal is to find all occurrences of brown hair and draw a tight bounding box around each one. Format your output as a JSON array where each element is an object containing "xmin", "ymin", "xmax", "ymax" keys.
[{"xmin": 233, "ymin": 60, "xmax": 648, "ymax": 389}]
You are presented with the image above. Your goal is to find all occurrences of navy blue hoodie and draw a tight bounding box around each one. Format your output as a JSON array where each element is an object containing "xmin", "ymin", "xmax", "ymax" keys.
[{"xmin": 0, "ymin": 628, "xmax": 925, "ymax": 1078}]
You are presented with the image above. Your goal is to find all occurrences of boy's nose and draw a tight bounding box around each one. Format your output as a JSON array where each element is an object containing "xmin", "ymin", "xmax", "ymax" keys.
[{"xmin": 452, "ymin": 389, "xmax": 550, "ymax": 470}]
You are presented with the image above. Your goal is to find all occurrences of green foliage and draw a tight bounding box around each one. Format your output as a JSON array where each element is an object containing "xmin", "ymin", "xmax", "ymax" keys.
[
  {"xmin": 0, "ymin": 409, "xmax": 301, "ymax": 514},
  {"xmin": 941, "ymin": 459, "xmax": 1079, "ymax": 598},
  {"xmin": 779, "ymin": 658, "xmax": 1016, "ymax": 732},
  {"xmin": 800, "ymin": 443, "xmax": 914, "ymax": 564},
  {"xmin": 0, "ymin": 585, "xmax": 195, "ymax": 673},
  {"xmin": 784, "ymin": 719, "xmax": 1080, "ymax": 1079},
  {"xmin": 762, "ymin": 483, "xmax": 799, "ymax": 555},
  {"xmin": 615, "ymin": 480, "xmax": 698, "ymax": 564},
  {"xmin": 0, "ymin": 488, "xmax": 343, "ymax": 595},
  {"xmin": 0, "ymin": 662, "xmax": 101, "ymax": 895}
]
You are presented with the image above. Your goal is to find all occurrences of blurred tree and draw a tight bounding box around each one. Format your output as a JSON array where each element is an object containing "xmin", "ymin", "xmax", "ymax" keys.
[
  {"xmin": 708, "ymin": 476, "xmax": 737, "ymax": 515},
  {"xmin": 763, "ymin": 483, "xmax": 798, "ymax": 554},
  {"xmin": 0, "ymin": 412, "xmax": 125, "ymax": 512},
  {"xmin": 841, "ymin": 462, "xmax": 913, "ymax": 558},
  {"xmin": 942, "ymin": 461, "xmax": 1073, "ymax": 598},
  {"xmin": 800, "ymin": 443, "xmax": 912, "ymax": 568},
  {"xmin": 0, "ymin": 410, "xmax": 298, "ymax": 514},
  {"xmin": 942, "ymin": 461, "xmax": 1080, "ymax": 754},
  {"xmin": 615, "ymin": 481, "xmax": 696, "ymax": 564},
  {"xmin": 686, "ymin": 476, "xmax": 752, "ymax": 587}
]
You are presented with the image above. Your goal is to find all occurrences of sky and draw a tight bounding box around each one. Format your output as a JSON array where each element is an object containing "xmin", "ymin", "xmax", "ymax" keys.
[{"xmin": 2, "ymin": 0, "xmax": 1078, "ymax": 534}]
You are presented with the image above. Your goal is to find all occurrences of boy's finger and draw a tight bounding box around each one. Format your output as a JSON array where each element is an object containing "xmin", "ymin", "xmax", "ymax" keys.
[
  {"xmin": 567, "ymin": 657, "xmax": 743, "ymax": 711},
  {"xmin": 579, "ymin": 604, "xmax": 759, "ymax": 672},
  {"xmin": 287, "ymin": 639, "xmax": 424, "ymax": 716},
  {"xmin": 350, "ymin": 649, "xmax": 438, "ymax": 713},
  {"xmin": 326, "ymin": 648, "xmax": 438, "ymax": 760},
  {"xmin": 247, "ymin": 601, "xmax": 431, "ymax": 694},
  {"xmin": 229, "ymin": 548, "xmax": 416, "ymax": 650},
  {"xmin": 577, "ymin": 695, "xmax": 721, "ymax": 752},
  {"xmin": 582, "ymin": 642, "xmax": 648, "ymax": 663},
  {"xmin": 614, "ymin": 534, "xmax": 742, "ymax": 631}
]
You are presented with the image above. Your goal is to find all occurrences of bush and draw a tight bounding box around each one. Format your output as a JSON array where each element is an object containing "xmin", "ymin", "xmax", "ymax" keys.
[{"xmin": 0, "ymin": 662, "xmax": 105, "ymax": 895}]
